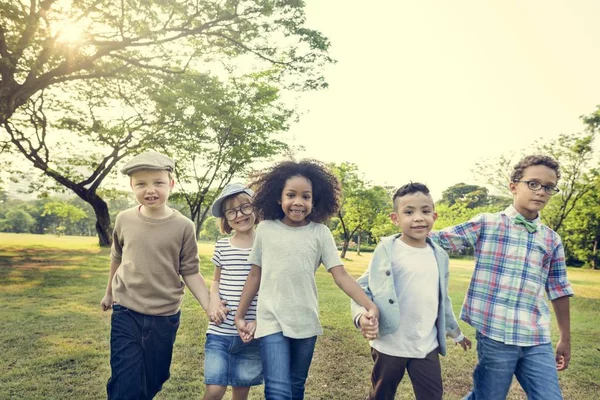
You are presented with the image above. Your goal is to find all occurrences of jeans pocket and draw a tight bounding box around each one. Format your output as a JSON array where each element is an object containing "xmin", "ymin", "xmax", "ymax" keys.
[
  {"xmin": 112, "ymin": 304, "xmax": 129, "ymax": 313},
  {"xmin": 165, "ymin": 311, "xmax": 181, "ymax": 327}
]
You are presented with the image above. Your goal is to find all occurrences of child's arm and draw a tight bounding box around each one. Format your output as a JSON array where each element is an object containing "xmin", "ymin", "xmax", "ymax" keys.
[
  {"xmin": 182, "ymin": 273, "xmax": 210, "ymax": 312},
  {"xmin": 331, "ymin": 265, "xmax": 379, "ymax": 335},
  {"xmin": 234, "ymin": 265, "xmax": 261, "ymax": 343},
  {"xmin": 441, "ymin": 268, "xmax": 471, "ymax": 351},
  {"xmin": 429, "ymin": 214, "xmax": 483, "ymax": 252},
  {"xmin": 100, "ymin": 259, "xmax": 121, "ymax": 311},
  {"xmin": 552, "ymin": 296, "xmax": 571, "ymax": 371},
  {"xmin": 546, "ymin": 241, "xmax": 574, "ymax": 371},
  {"xmin": 208, "ymin": 267, "xmax": 229, "ymax": 325},
  {"xmin": 349, "ymin": 260, "xmax": 379, "ymax": 340}
]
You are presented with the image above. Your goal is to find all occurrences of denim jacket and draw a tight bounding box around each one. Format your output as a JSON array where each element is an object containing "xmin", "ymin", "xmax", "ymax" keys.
[{"xmin": 351, "ymin": 234, "xmax": 462, "ymax": 356}]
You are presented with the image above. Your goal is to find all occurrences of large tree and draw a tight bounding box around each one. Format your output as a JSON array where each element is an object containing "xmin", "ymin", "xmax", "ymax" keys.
[
  {"xmin": 330, "ymin": 162, "xmax": 365, "ymax": 258},
  {"xmin": 1, "ymin": 0, "xmax": 333, "ymax": 245}
]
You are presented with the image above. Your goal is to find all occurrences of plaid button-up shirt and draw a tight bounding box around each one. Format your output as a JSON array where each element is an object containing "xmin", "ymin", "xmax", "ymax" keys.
[{"xmin": 431, "ymin": 205, "xmax": 573, "ymax": 346}]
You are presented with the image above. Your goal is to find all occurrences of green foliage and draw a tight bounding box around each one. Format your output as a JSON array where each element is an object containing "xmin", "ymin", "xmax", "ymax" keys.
[
  {"xmin": 42, "ymin": 201, "xmax": 88, "ymax": 236},
  {"xmin": 199, "ymin": 216, "xmax": 227, "ymax": 242},
  {"xmin": 1, "ymin": 208, "xmax": 35, "ymax": 233},
  {"xmin": 439, "ymin": 183, "xmax": 511, "ymax": 209}
]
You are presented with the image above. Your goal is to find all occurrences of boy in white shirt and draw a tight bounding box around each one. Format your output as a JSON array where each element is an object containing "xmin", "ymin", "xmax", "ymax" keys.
[{"xmin": 351, "ymin": 182, "xmax": 471, "ymax": 400}]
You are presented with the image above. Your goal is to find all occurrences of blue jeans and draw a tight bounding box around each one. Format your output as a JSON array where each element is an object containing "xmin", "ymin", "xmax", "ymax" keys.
[
  {"xmin": 260, "ymin": 332, "xmax": 317, "ymax": 400},
  {"xmin": 107, "ymin": 304, "xmax": 180, "ymax": 400},
  {"xmin": 465, "ymin": 331, "xmax": 563, "ymax": 400}
]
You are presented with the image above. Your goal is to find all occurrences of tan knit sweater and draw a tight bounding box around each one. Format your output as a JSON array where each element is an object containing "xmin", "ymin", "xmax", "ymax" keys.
[{"xmin": 110, "ymin": 207, "xmax": 199, "ymax": 316}]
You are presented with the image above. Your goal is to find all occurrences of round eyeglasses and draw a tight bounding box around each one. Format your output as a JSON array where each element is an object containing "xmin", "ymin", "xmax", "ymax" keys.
[
  {"xmin": 224, "ymin": 203, "xmax": 254, "ymax": 221},
  {"xmin": 514, "ymin": 180, "xmax": 560, "ymax": 195}
]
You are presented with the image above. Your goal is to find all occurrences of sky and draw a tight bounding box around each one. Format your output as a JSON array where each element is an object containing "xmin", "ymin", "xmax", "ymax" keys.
[{"xmin": 288, "ymin": 0, "xmax": 600, "ymax": 199}]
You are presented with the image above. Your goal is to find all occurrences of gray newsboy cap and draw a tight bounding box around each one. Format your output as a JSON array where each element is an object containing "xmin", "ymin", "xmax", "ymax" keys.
[
  {"xmin": 211, "ymin": 182, "xmax": 254, "ymax": 217},
  {"xmin": 120, "ymin": 151, "xmax": 174, "ymax": 175}
]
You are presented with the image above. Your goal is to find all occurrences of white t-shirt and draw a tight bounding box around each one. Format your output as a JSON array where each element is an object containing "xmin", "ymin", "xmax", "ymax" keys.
[
  {"xmin": 371, "ymin": 239, "xmax": 440, "ymax": 358},
  {"xmin": 206, "ymin": 238, "xmax": 258, "ymax": 336},
  {"xmin": 248, "ymin": 220, "xmax": 343, "ymax": 339}
]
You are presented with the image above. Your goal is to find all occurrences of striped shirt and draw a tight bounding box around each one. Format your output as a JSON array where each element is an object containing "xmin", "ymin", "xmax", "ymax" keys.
[
  {"xmin": 206, "ymin": 238, "xmax": 258, "ymax": 336},
  {"xmin": 430, "ymin": 205, "xmax": 573, "ymax": 346}
]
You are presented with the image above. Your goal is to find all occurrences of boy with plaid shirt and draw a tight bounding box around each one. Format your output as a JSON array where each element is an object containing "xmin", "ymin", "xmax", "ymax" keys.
[{"xmin": 431, "ymin": 155, "xmax": 573, "ymax": 400}]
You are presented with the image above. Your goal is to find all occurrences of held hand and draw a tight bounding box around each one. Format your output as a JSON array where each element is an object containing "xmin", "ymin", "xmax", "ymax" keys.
[
  {"xmin": 555, "ymin": 338, "xmax": 571, "ymax": 371},
  {"xmin": 208, "ymin": 299, "xmax": 229, "ymax": 325},
  {"xmin": 100, "ymin": 293, "xmax": 113, "ymax": 311},
  {"xmin": 456, "ymin": 336, "xmax": 472, "ymax": 351},
  {"xmin": 235, "ymin": 318, "xmax": 255, "ymax": 343},
  {"xmin": 359, "ymin": 310, "xmax": 379, "ymax": 340}
]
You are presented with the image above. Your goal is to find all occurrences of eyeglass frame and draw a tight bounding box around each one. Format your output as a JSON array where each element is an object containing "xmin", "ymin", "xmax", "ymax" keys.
[
  {"xmin": 513, "ymin": 180, "xmax": 560, "ymax": 195},
  {"xmin": 223, "ymin": 203, "xmax": 255, "ymax": 221}
]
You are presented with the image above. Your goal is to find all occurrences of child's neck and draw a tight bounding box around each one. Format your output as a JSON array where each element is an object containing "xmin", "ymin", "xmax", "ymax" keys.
[
  {"xmin": 231, "ymin": 228, "xmax": 255, "ymax": 248},
  {"xmin": 513, "ymin": 204, "xmax": 539, "ymax": 220},
  {"xmin": 399, "ymin": 234, "xmax": 428, "ymax": 248},
  {"xmin": 139, "ymin": 205, "xmax": 173, "ymax": 219}
]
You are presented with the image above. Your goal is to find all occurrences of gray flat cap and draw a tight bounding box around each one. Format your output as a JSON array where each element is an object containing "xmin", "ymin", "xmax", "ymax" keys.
[
  {"xmin": 211, "ymin": 182, "xmax": 254, "ymax": 217},
  {"xmin": 120, "ymin": 151, "xmax": 174, "ymax": 175}
]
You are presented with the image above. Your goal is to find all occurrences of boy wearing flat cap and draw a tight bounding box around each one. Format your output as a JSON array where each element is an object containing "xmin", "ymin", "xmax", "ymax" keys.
[{"xmin": 101, "ymin": 151, "xmax": 215, "ymax": 399}]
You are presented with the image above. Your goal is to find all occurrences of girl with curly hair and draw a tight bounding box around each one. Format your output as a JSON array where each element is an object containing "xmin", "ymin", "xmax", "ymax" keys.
[{"xmin": 234, "ymin": 159, "xmax": 379, "ymax": 399}]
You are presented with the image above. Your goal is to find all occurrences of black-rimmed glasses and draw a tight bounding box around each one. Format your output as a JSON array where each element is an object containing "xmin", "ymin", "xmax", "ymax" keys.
[
  {"xmin": 514, "ymin": 180, "xmax": 560, "ymax": 195},
  {"xmin": 224, "ymin": 203, "xmax": 254, "ymax": 221}
]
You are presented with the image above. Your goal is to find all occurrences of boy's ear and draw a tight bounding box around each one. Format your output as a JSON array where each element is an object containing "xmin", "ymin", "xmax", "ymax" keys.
[
  {"xmin": 169, "ymin": 179, "xmax": 175, "ymax": 191},
  {"xmin": 432, "ymin": 211, "xmax": 438, "ymax": 223},
  {"xmin": 508, "ymin": 181, "xmax": 518, "ymax": 195},
  {"xmin": 390, "ymin": 212, "xmax": 399, "ymax": 226}
]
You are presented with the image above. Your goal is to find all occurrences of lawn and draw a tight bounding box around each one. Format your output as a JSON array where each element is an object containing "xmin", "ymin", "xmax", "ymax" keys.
[{"xmin": 0, "ymin": 233, "xmax": 598, "ymax": 399}]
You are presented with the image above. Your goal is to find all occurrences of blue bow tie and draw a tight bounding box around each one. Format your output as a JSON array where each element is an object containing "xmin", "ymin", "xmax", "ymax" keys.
[{"xmin": 514, "ymin": 214, "xmax": 537, "ymax": 233}]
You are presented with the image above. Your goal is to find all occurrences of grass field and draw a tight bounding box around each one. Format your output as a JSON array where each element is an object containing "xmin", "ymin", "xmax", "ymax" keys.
[{"xmin": 1, "ymin": 232, "xmax": 599, "ymax": 399}]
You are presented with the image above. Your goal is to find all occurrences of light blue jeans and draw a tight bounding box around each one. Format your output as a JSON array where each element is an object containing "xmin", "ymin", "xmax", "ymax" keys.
[
  {"xmin": 260, "ymin": 332, "xmax": 317, "ymax": 400},
  {"xmin": 465, "ymin": 331, "xmax": 563, "ymax": 400}
]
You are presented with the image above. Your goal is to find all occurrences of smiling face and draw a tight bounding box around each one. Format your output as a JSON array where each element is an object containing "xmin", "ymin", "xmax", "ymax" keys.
[
  {"xmin": 223, "ymin": 194, "xmax": 256, "ymax": 234},
  {"xmin": 279, "ymin": 175, "xmax": 313, "ymax": 227},
  {"xmin": 391, "ymin": 191, "xmax": 437, "ymax": 247},
  {"xmin": 130, "ymin": 169, "xmax": 174, "ymax": 213},
  {"xmin": 509, "ymin": 165, "xmax": 558, "ymax": 220}
]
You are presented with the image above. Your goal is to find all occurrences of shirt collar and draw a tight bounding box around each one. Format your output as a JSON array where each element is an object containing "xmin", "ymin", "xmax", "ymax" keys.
[{"xmin": 502, "ymin": 205, "xmax": 541, "ymax": 224}]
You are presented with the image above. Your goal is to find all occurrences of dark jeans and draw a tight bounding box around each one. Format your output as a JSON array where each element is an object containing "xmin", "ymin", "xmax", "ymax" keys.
[
  {"xmin": 367, "ymin": 347, "xmax": 442, "ymax": 400},
  {"xmin": 260, "ymin": 332, "xmax": 318, "ymax": 400},
  {"xmin": 107, "ymin": 304, "xmax": 180, "ymax": 400}
]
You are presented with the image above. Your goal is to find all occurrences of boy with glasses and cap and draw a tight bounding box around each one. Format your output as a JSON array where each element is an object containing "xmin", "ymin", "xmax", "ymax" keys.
[
  {"xmin": 430, "ymin": 155, "xmax": 574, "ymax": 400},
  {"xmin": 100, "ymin": 151, "xmax": 217, "ymax": 399}
]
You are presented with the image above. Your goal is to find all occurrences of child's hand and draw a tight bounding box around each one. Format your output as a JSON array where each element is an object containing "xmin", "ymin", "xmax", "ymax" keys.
[
  {"xmin": 359, "ymin": 310, "xmax": 379, "ymax": 340},
  {"xmin": 456, "ymin": 336, "xmax": 472, "ymax": 351},
  {"xmin": 235, "ymin": 318, "xmax": 255, "ymax": 343},
  {"xmin": 100, "ymin": 293, "xmax": 113, "ymax": 311},
  {"xmin": 208, "ymin": 299, "xmax": 229, "ymax": 325}
]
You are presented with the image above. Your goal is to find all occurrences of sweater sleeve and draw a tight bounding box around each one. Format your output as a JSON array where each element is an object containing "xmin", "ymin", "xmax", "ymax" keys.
[
  {"xmin": 110, "ymin": 213, "xmax": 123, "ymax": 263},
  {"xmin": 179, "ymin": 221, "xmax": 200, "ymax": 276}
]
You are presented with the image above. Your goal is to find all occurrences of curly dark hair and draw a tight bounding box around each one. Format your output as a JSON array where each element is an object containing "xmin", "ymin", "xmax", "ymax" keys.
[
  {"xmin": 510, "ymin": 155, "xmax": 561, "ymax": 182},
  {"xmin": 250, "ymin": 159, "xmax": 341, "ymax": 223}
]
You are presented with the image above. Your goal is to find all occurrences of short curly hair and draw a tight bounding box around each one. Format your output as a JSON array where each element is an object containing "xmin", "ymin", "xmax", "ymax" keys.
[
  {"xmin": 250, "ymin": 159, "xmax": 341, "ymax": 223},
  {"xmin": 511, "ymin": 155, "xmax": 561, "ymax": 182},
  {"xmin": 392, "ymin": 182, "xmax": 431, "ymax": 210}
]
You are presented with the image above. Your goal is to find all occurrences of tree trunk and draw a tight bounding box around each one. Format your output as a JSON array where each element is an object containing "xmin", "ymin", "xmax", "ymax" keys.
[
  {"xmin": 357, "ymin": 234, "xmax": 361, "ymax": 256},
  {"xmin": 340, "ymin": 238, "xmax": 349, "ymax": 259},
  {"xmin": 88, "ymin": 195, "xmax": 112, "ymax": 247},
  {"xmin": 592, "ymin": 237, "xmax": 598, "ymax": 270}
]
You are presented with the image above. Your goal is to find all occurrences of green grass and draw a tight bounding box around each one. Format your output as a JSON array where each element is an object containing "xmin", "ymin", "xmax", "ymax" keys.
[{"xmin": 0, "ymin": 232, "xmax": 599, "ymax": 399}]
